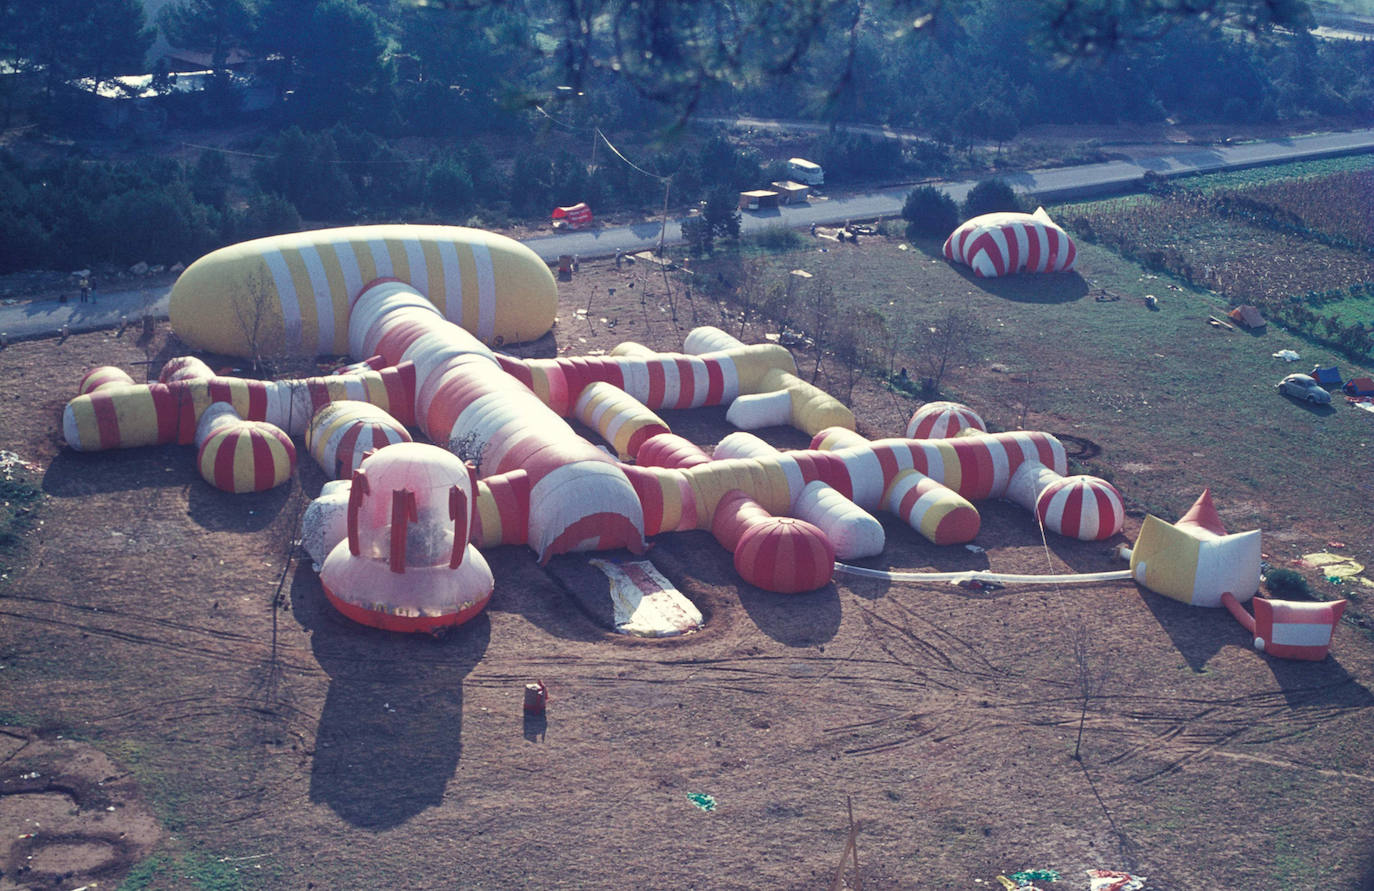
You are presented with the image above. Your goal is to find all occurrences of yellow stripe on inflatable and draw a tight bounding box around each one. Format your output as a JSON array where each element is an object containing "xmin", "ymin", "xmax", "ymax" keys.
[{"xmin": 170, "ymin": 225, "xmax": 557, "ymax": 358}]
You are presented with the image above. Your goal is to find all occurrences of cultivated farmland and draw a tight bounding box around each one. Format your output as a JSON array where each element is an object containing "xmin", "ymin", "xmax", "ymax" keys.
[{"xmin": 1059, "ymin": 157, "xmax": 1374, "ymax": 359}]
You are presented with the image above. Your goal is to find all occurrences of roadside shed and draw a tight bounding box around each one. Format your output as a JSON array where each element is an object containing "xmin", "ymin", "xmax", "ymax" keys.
[
  {"xmin": 738, "ymin": 190, "xmax": 780, "ymax": 211},
  {"xmin": 769, "ymin": 181, "xmax": 811, "ymax": 204}
]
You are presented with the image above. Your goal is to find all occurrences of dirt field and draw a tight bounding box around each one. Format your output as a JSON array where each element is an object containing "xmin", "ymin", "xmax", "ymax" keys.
[{"xmin": 2, "ymin": 237, "xmax": 1374, "ymax": 890}]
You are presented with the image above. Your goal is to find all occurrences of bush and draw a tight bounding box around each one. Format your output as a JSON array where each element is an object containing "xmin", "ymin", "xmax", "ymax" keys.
[
  {"xmin": 748, "ymin": 225, "xmax": 803, "ymax": 252},
  {"xmin": 425, "ymin": 157, "xmax": 475, "ymax": 216},
  {"xmin": 902, "ymin": 185, "xmax": 960, "ymax": 239},
  {"xmin": 1263, "ymin": 567, "xmax": 1311, "ymax": 600},
  {"xmin": 962, "ymin": 178, "xmax": 1021, "ymax": 218},
  {"xmin": 234, "ymin": 192, "xmax": 303, "ymax": 241}
]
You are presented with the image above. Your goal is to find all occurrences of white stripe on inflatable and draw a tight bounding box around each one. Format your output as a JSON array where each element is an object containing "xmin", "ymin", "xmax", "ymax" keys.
[
  {"xmin": 839, "ymin": 446, "xmax": 885, "ymax": 509},
  {"xmin": 795, "ymin": 480, "xmax": 885, "ymax": 559},
  {"xmin": 617, "ymin": 356, "xmax": 651, "ymax": 404},
  {"xmin": 686, "ymin": 358, "xmax": 710, "ymax": 408},
  {"xmin": 1033, "ymin": 224, "xmax": 1050, "ymax": 273},
  {"xmin": 334, "ymin": 241, "xmax": 365, "ymax": 309},
  {"xmin": 716, "ymin": 356, "xmax": 740, "ymax": 404},
  {"xmin": 262, "ymin": 248, "xmax": 303, "ymax": 352},
  {"xmin": 1271, "ymin": 621, "xmax": 1335, "ymax": 647},
  {"xmin": 299, "ymin": 244, "xmax": 336, "ymax": 354},
  {"xmin": 726, "ymin": 390, "xmax": 791, "ymax": 428},
  {"xmin": 984, "ymin": 437, "xmax": 1011, "ymax": 498},
  {"xmin": 368, "ymin": 238, "xmax": 394, "ymax": 279}
]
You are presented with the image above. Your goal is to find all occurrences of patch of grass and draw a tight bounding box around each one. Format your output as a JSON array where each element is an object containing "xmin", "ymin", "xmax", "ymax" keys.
[
  {"xmin": 0, "ymin": 454, "xmax": 43, "ymax": 551},
  {"xmin": 743, "ymin": 224, "xmax": 806, "ymax": 253},
  {"xmin": 119, "ymin": 851, "xmax": 263, "ymax": 891}
]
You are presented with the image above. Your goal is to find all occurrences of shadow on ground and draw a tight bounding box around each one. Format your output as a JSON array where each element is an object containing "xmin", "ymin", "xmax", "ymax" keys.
[{"xmin": 290, "ymin": 562, "xmax": 491, "ymax": 830}]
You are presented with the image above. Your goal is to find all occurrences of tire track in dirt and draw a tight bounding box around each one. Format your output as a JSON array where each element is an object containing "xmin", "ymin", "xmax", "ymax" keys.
[{"xmin": 0, "ymin": 608, "xmax": 319, "ymax": 676}]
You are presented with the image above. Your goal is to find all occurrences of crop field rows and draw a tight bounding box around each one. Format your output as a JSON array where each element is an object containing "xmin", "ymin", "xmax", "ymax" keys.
[{"xmin": 1057, "ymin": 157, "xmax": 1374, "ymax": 359}]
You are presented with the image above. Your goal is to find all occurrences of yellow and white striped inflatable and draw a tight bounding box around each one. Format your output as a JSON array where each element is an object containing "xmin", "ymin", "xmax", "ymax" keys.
[{"xmin": 169, "ymin": 225, "xmax": 557, "ymax": 358}]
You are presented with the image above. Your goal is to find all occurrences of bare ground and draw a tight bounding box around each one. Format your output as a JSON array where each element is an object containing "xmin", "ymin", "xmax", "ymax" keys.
[{"xmin": 2, "ymin": 242, "xmax": 1374, "ymax": 890}]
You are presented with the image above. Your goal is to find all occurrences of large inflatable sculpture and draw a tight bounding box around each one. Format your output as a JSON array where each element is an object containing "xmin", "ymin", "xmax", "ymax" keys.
[
  {"xmin": 943, "ymin": 207, "xmax": 1076, "ymax": 278},
  {"xmin": 60, "ymin": 225, "xmax": 1341, "ymax": 660}
]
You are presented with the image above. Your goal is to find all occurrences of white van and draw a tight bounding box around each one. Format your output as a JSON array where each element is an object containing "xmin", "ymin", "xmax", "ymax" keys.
[{"xmin": 787, "ymin": 157, "xmax": 824, "ymax": 186}]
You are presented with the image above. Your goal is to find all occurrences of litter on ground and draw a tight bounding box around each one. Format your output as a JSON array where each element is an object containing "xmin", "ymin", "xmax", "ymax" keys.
[
  {"xmin": 686, "ymin": 792, "xmax": 717, "ymax": 812},
  {"xmin": 1086, "ymin": 869, "xmax": 1146, "ymax": 891}
]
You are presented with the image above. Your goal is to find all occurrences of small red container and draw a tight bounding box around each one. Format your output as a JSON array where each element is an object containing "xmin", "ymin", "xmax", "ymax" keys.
[{"xmin": 523, "ymin": 681, "xmax": 548, "ymax": 715}]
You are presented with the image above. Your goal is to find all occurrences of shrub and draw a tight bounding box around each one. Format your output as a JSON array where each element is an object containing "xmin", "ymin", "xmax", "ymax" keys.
[
  {"xmin": 234, "ymin": 192, "xmax": 303, "ymax": 241},
  {"xmin": 749, "ymin": 225, "xmax": 803, "ymax": 252},
  {"xmin": 962, "ymin": 178, "xmax": 1021, "ymax": 218},
  {"xmin": 1264, "ymin": 567, "xmax": 1311, "ymax": 600},
  {"xmin": 902, "ymin": 185, "xmax": 960, "ymax": 239}
]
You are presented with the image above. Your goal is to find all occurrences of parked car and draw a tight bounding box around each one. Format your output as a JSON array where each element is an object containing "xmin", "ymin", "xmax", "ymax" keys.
[{"xmin": 1276, "ymin": 373, "xmax": 1332, "ymax": 404}]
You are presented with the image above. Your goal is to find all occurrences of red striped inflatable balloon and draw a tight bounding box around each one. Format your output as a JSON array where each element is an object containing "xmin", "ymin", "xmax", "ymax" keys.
[
  {"xmin": 1035, "ymin": 475, "xmax": 1123, "ymax": 541},
  {"xmin": 943, "ymin": 207, "xmax": 1076, "ymax": 278},
  {"xmin": 905, "ymin": 401, "xmax": 986, "ymax": 440},
  {"xmin": 733, "ymin": 516, "xmax": 834, "ymax": 594}
]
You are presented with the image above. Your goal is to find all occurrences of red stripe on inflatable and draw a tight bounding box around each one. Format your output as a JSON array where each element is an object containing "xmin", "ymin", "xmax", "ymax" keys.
[
  {"xmin": 252, "ymin": 429, "xmax": 276, "ymax": 491},
  {"xmin": 307, "ymin": 379, "xmax": 332, "ymax": 415},
  {"xmin": 1045, "ymin": 228, "xmax": 1061, "ymax": 270},
  {"xmin": 496, "ymin": 353, "xmax": 532, "ymax": 386},
  {"xmin": 1063, "ymin": 237, "xmax": 1076, "ymax": 270},
  {"xmin": 674, "ymin": 357, "xmax": 697, "ymax": 409},
  {"xmin": 380, "ymin": 362, "xmax": 416, "ymax": 425},
  {"xmin": 247, "ymin": 381, "xmax": 268, "ymax": 420},
  {"xmin": 933, "ymin": 505, "xmax": 980, "ymax": 544},
  {"xmin": 212, "ymin": 432, "xmax": 238, "ymax": 491},
  {"xmin": 622, "ymin": 465, "xmax": 666, "ymax": 536},
  {"xmin": 539, "ymin": 511, "xmax": 645, "ymax": 563},
  {"xmin": 207, "ymin": 377, "xmax": 231, "ymax": 406},
  {"xmin": 152, "ymin": 384, "xmax": 178, "ymax": 444},
  {"xmin": 592, "ymin": 356, "xmax": 625, "ymax": 391},
  {"xmin": 872, "ymin": 444, "xmax": 899, "ymax": 484},
  {"xmin": 1026, "ymin": 224, "xmax": 1043, "ymax": 272},
  {"xmin": 956, "ymin": 226, "xmax": 973, "ymax": 261},
  {"xmin": 323, "ymin": 581, "xmax": 490, "ymax": 633},
  {"xmin": 89, "ymin": 390, "xmax": 121, "ymax": 449},
  {"xmin": 705, "ymin": 359, "xmax": 725, "ymax": 405},
  {"xmin": 951, "ymin": 440, "xmax": 995, "ymax": 500},
  {"xmin": 646, "ymin": 360, "xmax": 666, "ymax": 408},
  {"xmin": 169, "ymin": 381, "xmax": 197, "ymax": 444},
  {"xmin": 1058, "ymin": 483, "xmax": 1085, "ymax": 538}
]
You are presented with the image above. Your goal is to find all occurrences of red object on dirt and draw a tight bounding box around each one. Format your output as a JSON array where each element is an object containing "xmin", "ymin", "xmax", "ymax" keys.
[{"xmin": 524, "ymin": 681, "xmax": 548, "ymax": 714}]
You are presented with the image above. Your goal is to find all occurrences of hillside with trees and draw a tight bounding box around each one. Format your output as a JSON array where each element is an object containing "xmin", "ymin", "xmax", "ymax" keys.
[{"xmin": 0, "ymin": 0, "xmax": 1372, "ymax": 274}]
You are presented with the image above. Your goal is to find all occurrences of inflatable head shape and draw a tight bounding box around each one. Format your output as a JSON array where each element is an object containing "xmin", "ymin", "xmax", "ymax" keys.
[{"xmin": 1130, "ymin": 491, "xmax": 1261, "ymax": 607}]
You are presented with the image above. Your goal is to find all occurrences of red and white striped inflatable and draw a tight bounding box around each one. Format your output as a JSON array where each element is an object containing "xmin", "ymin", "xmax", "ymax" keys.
[
  {"xmin": 1034, "ymin": 475, "xmax": 1124, "ymax": 541},
  {"xmin": 1223, "ymin": 591, "xmax": 1346, "ymax": 661},
  {"xmin": 905, "ymin": 401, "xmax": 986, "ymax": 440},
  {"xmin": 943, "ymin": 207, "xmax": 1076, "ymax": 278},
  {"xmin": 194, "ymin": 402, "xmax": 296, "ymax": 493}
]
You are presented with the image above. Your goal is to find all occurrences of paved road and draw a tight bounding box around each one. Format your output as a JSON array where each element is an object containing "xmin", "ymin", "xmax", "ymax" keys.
[{"xmin": 3, "ymin": 127, "xmax": 1371, "ymax": 342}]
